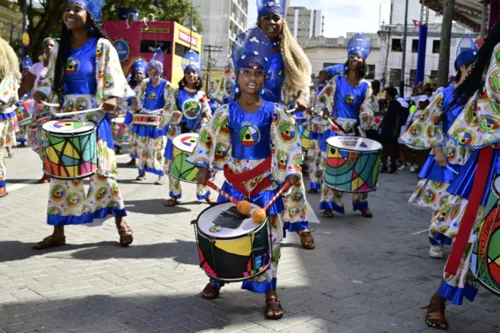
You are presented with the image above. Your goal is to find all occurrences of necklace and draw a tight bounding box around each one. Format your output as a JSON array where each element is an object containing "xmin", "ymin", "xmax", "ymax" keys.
[
  {"xmin": 184, "ymin": 86, "xmax": 197, "ymax": 93},
  {"xmin": 272, "ymin": 39, "xmax": 281, "ymax": 48}
]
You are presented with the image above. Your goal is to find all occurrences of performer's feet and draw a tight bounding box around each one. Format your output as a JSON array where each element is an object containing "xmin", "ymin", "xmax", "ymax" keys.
[
  {"xmin": 37, "ymin": 174, "xmax": 50, "ymax": 184},
  {"xmin": 426, "ymin": 293, "xmax": 448, "ymax": 330},
  {"xmin": 164, "ymin": 198, "xmax": 179, "ymax": 207},
  {"xmin": 116, "ymin": 219, "xmax": 133, "ymax": 247},
  {"xmin": 322, "ymin": 210, "xmax": 334, "ymax": 218},
  {"xmin": 360, "ymin": 208, "xmax": 373, "ymax": 218},
  {"xmin": 18, "ymin": 142, "xmax": 26, "ymax": 147},
  {"xmin": 307, "ymin": 189, "xmax": 318, "ymax": 194},
  {"xmin": 0, "ymin": 186, "xmax": 8, "ymax": 198},
  {"xmin": 136, "ymin": 172, "xmax": 146, "ymax": 181},
  {"xmin": 202, "ymin": 282, "xmax": 220, "ymax": 300},
  {"xmin": 126, "ymin": 158, "xmax": 137, "ymax": 166},
  {"xmin": 154, "ymin": 176, "xmax": 165, "ymax": 185},
  {"xmin": 33, "ymin": 234, "xmax": 66, "ymax": 250},
  {"xmin": 298, "ymin": 229, "xmax": 315, "ymax": 249},
  {"xmin": 429, "ymin": 244, "xmax": 445, "ymax": 259},
  {"xmin": 205, "ymin": 196, "xmax": 216, "ymax": 206},
  {"xmin": 6, "ymin": 148, "xmax": 12, "ymax": 158},
  {"xmin": 265, "ymin": 291, "xmax": 284, "ymax": 320},
  {"xmin": 115, "ymin": 148, "xmax": 121, "ymax": 155}
]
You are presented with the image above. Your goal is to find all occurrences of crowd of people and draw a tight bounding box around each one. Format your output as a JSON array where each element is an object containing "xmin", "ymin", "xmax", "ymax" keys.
[{"xmin": 1, "ymin": 0, "xmax": 500, "ymax": 328}]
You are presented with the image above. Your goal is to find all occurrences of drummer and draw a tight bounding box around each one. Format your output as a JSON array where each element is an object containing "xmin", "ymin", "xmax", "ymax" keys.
[
  {"xmin": 189, "ymin": 27, "xmax": 302, "ymax": 320},
  {"xmin": 130, "ymin": 50, "xmax": 178, "ymax": 184},
  {"xmin": 0, "ymin": 37, "xmax": 21, "ymax": 198},
  {"xmin": 315, "ymin": 33, "xmax": 376, "ymax": 218},
  {"xmin": 31, "ymin": 0, "xmax": 137, "ymax": 248},
  {"xmin": 164, "ymin": 51, "xmax": 213, "ymax": 206}
]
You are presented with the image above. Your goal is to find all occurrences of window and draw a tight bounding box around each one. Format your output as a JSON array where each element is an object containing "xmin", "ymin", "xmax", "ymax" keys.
[
  {"xmin": 175, "ymin": 43, "xmax": 198, "ymax": 58},
  {"xmin": 392, "ymin": 38, "xmax": 402, "ymax": 52},
  {"xmin": 366, "ymin": 65, "xmax": 375, "ymax": 80},
  {"xmin": 412, "ymin": 39, "xmax": 419, "ymax": 53},
  {"xmin": 432, "ymin": 40, "xmax": 440, "ymax": 53},
  {"xmin": 409, "ymin": 69, "xmax": 417, "ymax": 85},
  {"xmin": 140, "ymin": 40, "xmax": 172, "ymax": 54},
  {"xmin": 389, "ymin": 68, "xmax": 401, "ymax": 87}
]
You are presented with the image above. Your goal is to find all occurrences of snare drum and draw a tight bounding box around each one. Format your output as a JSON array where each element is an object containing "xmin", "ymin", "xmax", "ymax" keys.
[
  {"xmin": 297, "ymin": 125, "xmax": 311, "ymax": 151},
  {"xmin": 112, "ymin": 116, "xmax": 130, "ymax": 143},
  {"xmin": 470, "ymin": 176, "xmax": 500, "ymax": 296},
  {"xmin": 311, "ymin": 118, "xmax": 328, "ymax": 136},
  {"xmin": 42, "ymin": 120, "xmax": 97, "ymax": 179},
  {"xmin": 16, "ymin": 101, "xmax": 32, "ymax": 127},
  {"xmin": 132, "ymin": 113, "xmax": 160, "ymax": 127},
  {"xmin": 323, "ymin": 136, "xmax": 382, "ymax": 193},
  {"xmin": 194, "ymin": 202, "xmax": 271, "ymax": 282},
  {"xmin": 169, "ymin": 133, "xmax": 199, "ymax": 183}
]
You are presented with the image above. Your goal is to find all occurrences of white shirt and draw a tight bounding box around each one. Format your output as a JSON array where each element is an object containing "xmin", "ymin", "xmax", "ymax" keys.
[{"xmin": 29, "ymin": 61, "xmax": 48, "ymax": 90}]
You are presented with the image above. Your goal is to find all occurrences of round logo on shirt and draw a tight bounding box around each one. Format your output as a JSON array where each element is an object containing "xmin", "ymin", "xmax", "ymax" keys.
[
  {"xmin": 239, "ymin": 124, "xmax": 261, "ymax": 147},
  {"xmin": 65, "ymin": 58, "xmax": 80, "ymax": 75},
  {"xmin": 344, "ymin": 93, "xmax": 356, "ymax": 105},
  {"xmin": 148, "ymin": 92, "xmax": 156, "ymax": 100}
]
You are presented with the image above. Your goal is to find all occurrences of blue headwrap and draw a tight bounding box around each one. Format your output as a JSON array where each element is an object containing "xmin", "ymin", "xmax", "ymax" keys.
[
  {"xmin": 67, "ymin": 0, "xmax": 105, "ymax": 21},
  {"xmin": 257, "ymin": 0, "xmax": 287, "ymax": 18},
  {"xmin": 132, "ymin": 58, "xmax": 148, "ymax": 75},
  {"xmin": 231, "ymin": 27, "xmax": 273, "ymax": 75},
  {"xmin": 454, "ymin": 36, "xmax": 479, "ymax": 71},
  {"xmin": 21, "ymin": 56, "xmax": 33, "ymax": 71},
  {"xmin": 325, "ymin": 64, "xmax": 345, "ymax": 78},
  {"xmin": 347, "ymin": 33, "xmax": 372, "ymax": 60},
  {"xmin": 182, "ymin": 50, "xmax": 202, "ymax": 75},
  {"xmin": 148, "ymin": 48, "xmax": 164, "ymax": 74}
]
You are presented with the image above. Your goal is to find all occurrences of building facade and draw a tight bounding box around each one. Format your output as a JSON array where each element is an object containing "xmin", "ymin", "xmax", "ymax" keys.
[
  {"xmin": 303, "ymin": 33, "xmax": 381, "ymax": 82},
  {"xmin": 286, "ymin": 6, "xmax": 324, "ymax": 47}
]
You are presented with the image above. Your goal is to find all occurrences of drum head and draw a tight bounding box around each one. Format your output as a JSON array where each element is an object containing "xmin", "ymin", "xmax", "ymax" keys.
[
  {"xmin": 42, "ymin": 120, "xmax": 95, "ymax": 134},
  {"xmin": 312, "ymin": 118, "xmax": 328, "ymax": 126},
  {"xmin": 173, "ymin": 133, "xmax": 199, "ymax": 154},
  {"xmin": 327, "ymin": 136, "xmax": 382, "ymax": 152},
  {"xmin": 197, "ymin": 202, "xmax": 264, "ymax": 239},
  {"xmin": 112, "ymin": 117, "xmax": 125, "ymax": 124}
]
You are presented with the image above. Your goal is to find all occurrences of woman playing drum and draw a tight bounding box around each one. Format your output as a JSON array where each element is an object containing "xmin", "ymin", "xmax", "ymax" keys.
[
  {"xmin": 315, "ymin": 33, "xmax": 376, "ymax": 218},
  {"xmin": 400, "ymin": 37, "xmax": 478, "ymax": 260},
  {"xmin": 32, "ymin": 0, "xmax": 149, "ymax": 249},
  {"xmin": 0, "ymin": 37, "xmax": 21, "ymax": 198},
  {"xmin": 423, "ymin": 23, "xmax": 500, "ymax": 330},
  {"xmin": 189, "ymin": 28, "xmax": 302, "ymax": 320},
  {"xmin": 164, "ymin": 51, "xmax": 213, "ymax": 206},
  {"xmin": 216, "ymin": 0, "xmax": 315, "ymax": 250}
]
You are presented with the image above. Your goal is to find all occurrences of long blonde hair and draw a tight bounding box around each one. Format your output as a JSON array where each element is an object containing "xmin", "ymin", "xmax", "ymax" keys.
[
  {"xmin": 0, "ymin": 38, "xmax": 21, "ymax": 81},
  {"xmin": 280, "ymin": 20, "xmax": 311, "ymax": 92}
]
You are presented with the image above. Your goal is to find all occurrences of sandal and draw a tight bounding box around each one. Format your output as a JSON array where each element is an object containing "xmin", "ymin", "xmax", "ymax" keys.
[
  {"xmin": 298, "ymin": 230, "xmax": 315, "ymax": 249},
  {"xmin": 164, "ymin": 198, "xmax": 178, "ymax": 207},
  {"xmin": 32, "ymin": 235, "xmax": 66, "ymax": 250},
  {"xmin": 322, "ymin": 210, "xmax": 334, "ymax": 218},
  {"xmin": 205, "ymin": 196, "xmax": 216, "ymax": 206},
  {"xmin": 0, "ymin": 187, "xmax": 8, "ymax": 198},
  {"xmin": 425, "ymin": 294, "xmax": 448, "ymax": 330},
  {"xmin": 117, "ymin": 223, "xmax": 133, "ymax": 247},
  {"xmin": 360, "ymin": 208, "xmax": 373, "ymax": 218},
  {"xmin": 265, "ymin": 295, "xmax": 284, "ymax": 320},
  {"xmin": 136, "ymin": 174, "xmax": 146, "ymax": 181},
  {"xmin": 202, "ymin": 282, "xmax": 220, "ymax": 300},
  {"xmin": 126, "ymin": 159, "xmax": 137, "ymax": 166}
]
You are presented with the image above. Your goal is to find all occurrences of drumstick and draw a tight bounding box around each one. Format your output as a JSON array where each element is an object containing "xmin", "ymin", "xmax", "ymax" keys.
[
  {"xmin": 446, "ymin": 165, "xmax": 459, "ymax": 175},
  {"xmin": 42, "ymin": 101, "xmax": 103, "ymax": 117},
  {"xmin": 327, "ymin": 117, "xmax": 348, "ymax": 135},
  {"xmin": 205, "ymin": 180, "xmax": 253, "ymax": 215},
  {"xmin": 251, "ymin": 180, "xmax": 292, "ymax": 224}
]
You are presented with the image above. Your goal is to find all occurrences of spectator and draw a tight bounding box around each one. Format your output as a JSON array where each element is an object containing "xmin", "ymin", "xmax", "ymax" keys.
[{"xmin": 379, "ymin": 87, "xmax": 400, "ymax": 173}]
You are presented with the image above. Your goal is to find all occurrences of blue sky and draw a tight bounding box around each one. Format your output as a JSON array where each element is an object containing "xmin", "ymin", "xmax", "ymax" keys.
[{"xmin": 248, "ymin": 0, "xmax": 392, "ymax": 37}]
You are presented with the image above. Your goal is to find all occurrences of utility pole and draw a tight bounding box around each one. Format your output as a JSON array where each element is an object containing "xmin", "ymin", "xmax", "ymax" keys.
[
  {"xmin": 399, "ymin": 0, "xmax": 409, "ymax": 96},
  {"xmin": 189, "ymin": 0, "xmax": 193, "ymax": 50},
  {"xmin": 437, "ymin": 0, "xmax": 455, "ymax": 87},
  {"xmin": 203, "ymin": 45, "xmax": 223, "ymax": 93}
]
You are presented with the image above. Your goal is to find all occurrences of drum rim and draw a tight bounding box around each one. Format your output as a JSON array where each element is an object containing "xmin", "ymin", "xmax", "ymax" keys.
[
  {"xmin": 311, "ymin": 118, "xmax": 329, "ymax": 125},
  {"xmin": 42, "ymin": 120, "xmax": 96, "ymax": 136},
  {"xmin": 327, "ymin": 136, "xmax": 383, "ymax": 153},
  {"xmin": 195, "ymin": 202, "xmax": 268, "ymax": 240},
  {"xmin": 42, "ymin": 170, "xmax": 96, "ymax": 180}
]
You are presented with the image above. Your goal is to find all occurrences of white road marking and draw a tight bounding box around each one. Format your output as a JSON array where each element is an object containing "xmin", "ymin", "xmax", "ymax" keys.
[
  {"xmin": 307, "ymin": 200, "xmax": 320, "ymax": 223},
  {"xmin": 411, "ymin": 229, "xmax": 428, "ymax": 235}
]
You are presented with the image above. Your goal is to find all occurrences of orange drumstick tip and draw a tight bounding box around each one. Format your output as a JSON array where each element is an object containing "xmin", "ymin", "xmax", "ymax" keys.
[
  {"xmin": 237, "ymin": 200, "xmax": 252, "ymax": 215},
  {"xmin": 252, "ymin": 209, "xmax": 267, "ymax": 224}
]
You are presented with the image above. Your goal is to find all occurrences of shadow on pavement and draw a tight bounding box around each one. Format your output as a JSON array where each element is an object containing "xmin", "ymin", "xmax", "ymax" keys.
[{"xmin": 124, "ymin": 199, "xmax": 201, "ymax": 215}]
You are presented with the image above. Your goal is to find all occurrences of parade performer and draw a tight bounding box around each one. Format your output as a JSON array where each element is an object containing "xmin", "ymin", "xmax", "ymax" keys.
[
  {"xmin": 131, "ymin": 50, "xmax": 177, "ymax": 184},
  {"xmin": 189, "ymin": 27, "xmax": 302, "ymax": 319},
  {"xmin": 122, "ymin": 58, "xmax": 147, "ymax": 164},
  {"xmin": 316, "ymin": 33, "xmax": 376, "ymax": 218},
  {"xmin": 423, "ymin": 25, "xmax": 500, "ymax": 330},
  {"xmin": 0, "ymin": 38, "xmax": 21, "ymax": 198},
  {"xmin": 32, "ymin": 0, "xmax": 138, "ymax": 249},
  {"xmin": 400, "ymin": 37, "xmax": 477, "ymax": 260},
  {"xmin": 15, "ymin": 56, "xmax": 34, "ymax": 146},
  {"xmin": 20, "ymin": 38, "xmax": 58, "ymax": 184},
  {"xmin": 164, "ymin": 50, "xmax": 212, "ymax": 206}
]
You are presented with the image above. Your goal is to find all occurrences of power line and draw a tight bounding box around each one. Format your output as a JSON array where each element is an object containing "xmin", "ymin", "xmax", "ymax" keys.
[{"xmin": 203, "ymin": 44, "xmax": 223, "ymax": 96}]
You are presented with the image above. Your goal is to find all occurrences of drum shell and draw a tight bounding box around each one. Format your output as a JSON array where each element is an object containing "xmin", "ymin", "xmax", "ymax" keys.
[
  {"xmin": 42, "ymin": 122, "xmax": 98, "ymax": 180},
  {"xmin": 323, "ymin": 136, "xmax": 382, "ymax": 193},
  {"xmin": 168, "ymin": 133, "xmax": 199, "ymax": 183},
  {"xmin": 194, "ymin": 204, "xmax": 272, "ymax": 282},
  {"xmin": 297, "ymin": 124, "xmax": 311, "ymax": 151},
  {"xmin": 132, "ymin": 114, "xmax": 160, "ymax": 127},
  {"xmin": 112, "ymin": 118, "xmax": 130, "ymax": 143}
]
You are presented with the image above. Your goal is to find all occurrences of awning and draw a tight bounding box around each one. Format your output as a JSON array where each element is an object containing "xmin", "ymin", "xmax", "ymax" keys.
[{"xmin": 421, "ymin": 0, "xmax": 488, "ymax": 32}]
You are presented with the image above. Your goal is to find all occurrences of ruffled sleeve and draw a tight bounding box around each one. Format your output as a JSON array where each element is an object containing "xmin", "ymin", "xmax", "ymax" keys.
[
  {"xmin": 400, "ymin": 92, "xmax": 445, "ymax": 149},
  {"xmin": 0, "ymin": 73, "xmax": 20, "ymax": 107},
  {"xmin": 35, "ymin": 47, "xmax": 57, "ymax": 99},
  {"xmin": 315, "ymin": 77, "xmax": 336, "ymax": 116},
  {"xmin": 271, "ymin": 103, "xmax": 303, "ymax": 183},
  {"xmin": 158, "ymin": 81, "xmax": 180, "ymax": 127},
  {"xmin": 187, "ymin": 105, "xmax": 231, "ymax": 170},
  {"xmin": 95, "ymin": 39, "xmax": 135, "ymax": 102},
  {"xmin": 358, "ymin": 82, "xmax": 375, "ymax": 130},
  {"xmin": 447, "ymin": 43, "xmax": 500, "ymax": 148}
]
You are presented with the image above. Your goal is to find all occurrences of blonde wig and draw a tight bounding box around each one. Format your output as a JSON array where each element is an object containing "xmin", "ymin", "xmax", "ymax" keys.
[
  {"xmin": 280, "ymin": 20, "xmax": 311, "ymax": 93},
  {"xmin": 0, "ymin": 38, "xmax": 21, "ymax": 81}
]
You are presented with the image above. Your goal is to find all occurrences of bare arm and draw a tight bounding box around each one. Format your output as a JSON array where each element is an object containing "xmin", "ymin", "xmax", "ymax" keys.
[{"xmin": 18, "ymin": 72, "xmax": 36, "ymax": 99}]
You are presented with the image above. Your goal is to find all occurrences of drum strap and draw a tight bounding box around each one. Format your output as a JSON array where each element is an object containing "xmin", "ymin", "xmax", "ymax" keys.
[
  {"xmin": 445, "ymin": 146, "xmax": 493, "ymax": 276},
  {"xmin": 223, "ymin": 156, "xmax": 273, "ymax": 198}
]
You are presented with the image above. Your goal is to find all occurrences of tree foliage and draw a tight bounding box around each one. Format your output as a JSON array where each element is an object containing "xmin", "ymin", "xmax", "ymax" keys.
[{"xmin": 9, "ymin": 0, "xmax": 203, "ymax": 58}]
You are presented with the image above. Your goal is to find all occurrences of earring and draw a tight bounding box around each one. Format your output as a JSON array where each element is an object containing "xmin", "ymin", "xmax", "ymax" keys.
[{"xmin": 235, "ymin": 85, "xmax": 240, "ymax": 94}]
